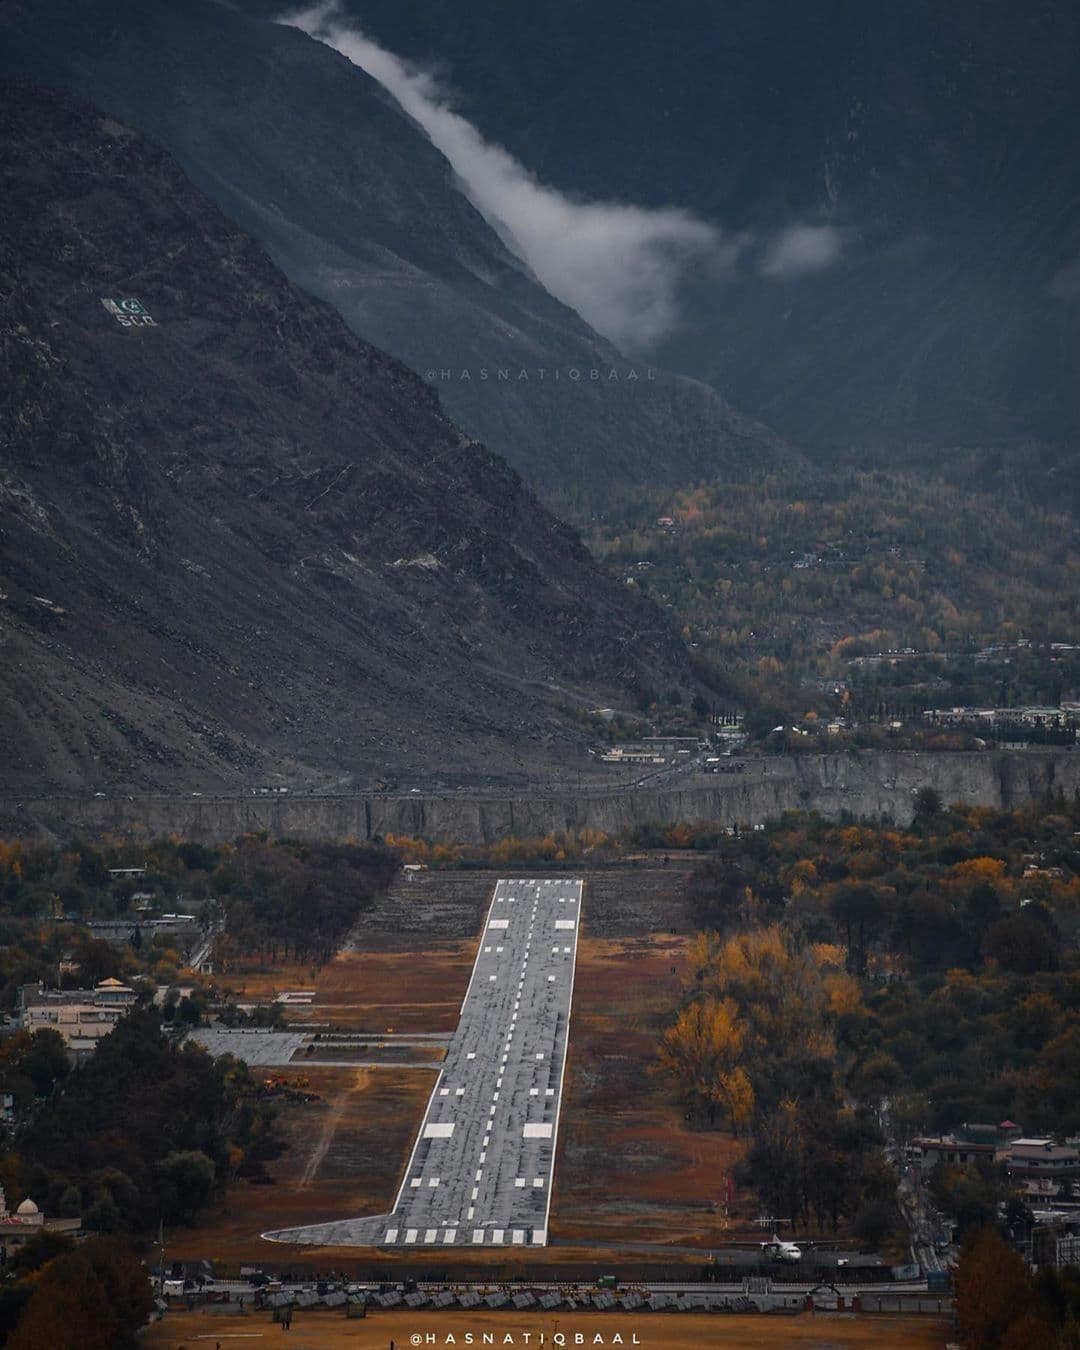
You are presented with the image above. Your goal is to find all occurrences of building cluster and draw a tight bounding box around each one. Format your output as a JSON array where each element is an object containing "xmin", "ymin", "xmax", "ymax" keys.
[
  {"xmin": 18, "ymin": 978, "xmax": 138, "ymax": 1061},
  {"xmin": 909, "ymin": 1124, "xmax": 1080, "ymax": 1268},
  {"xmin": 910, "ymin": 1127, "xmax": 1080, "ymax": 1199},
  {"xmin": 595, "ymin": 736, "xmax": 705, "ymax": 765},
  {"xmin": 922, "ymin": 705, "xmax": 1079, "ymax": 729}
]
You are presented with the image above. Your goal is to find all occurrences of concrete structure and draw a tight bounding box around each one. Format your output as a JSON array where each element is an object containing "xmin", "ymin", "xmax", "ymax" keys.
[
  {"xmin": 0, "ymin": 1187, "xmax": 80, "ymax": 1256},
  {"xmin": 1005, "ymin": 1139, "xmax": 1080, "ymax": 1196},
  {"xmin": 91, "ymin": 976, "xmax": 138, "ymax": 1006},
  {"xmin": 186, "ymin": 1029, "xmax": 308, "ymax": 1066},
  {"xmin": 86, "ymin": 915, "xmax": 200, "ymax": 946},
  {"xmin": 20, "ymin": 979, "xmax": 137, "ymax": 1058},
  {"xmin": 264, "ymin": 877, "xmax": 582, "ymax": 1248},
  {"xmin": 599, "ymin": 737, "xmax": 703, "ymax": 764},
  {"xmin": 909, "ymin": 1136, "xmax": 997, "ymax": 1170}
]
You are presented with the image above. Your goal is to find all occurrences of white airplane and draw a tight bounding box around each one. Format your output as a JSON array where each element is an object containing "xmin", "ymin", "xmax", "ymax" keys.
[{"xmin": 760, "ymin": 1237, "xmax": 803, "ymax": 1263}]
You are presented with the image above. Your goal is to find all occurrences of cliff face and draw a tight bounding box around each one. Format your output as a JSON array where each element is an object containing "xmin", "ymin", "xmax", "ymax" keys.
[
  {"xmin": 0, "ymin": 84, "xmax": 691, "ymax": 795},
  {"xmin": 7, "ymin": 751, "xmax": 1078, "ymax": 845}
]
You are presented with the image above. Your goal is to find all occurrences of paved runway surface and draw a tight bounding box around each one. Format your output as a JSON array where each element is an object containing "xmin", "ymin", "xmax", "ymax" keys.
[{"xmin": 265, "ymin": 877, "xmax": 582, "ymax": 1248}]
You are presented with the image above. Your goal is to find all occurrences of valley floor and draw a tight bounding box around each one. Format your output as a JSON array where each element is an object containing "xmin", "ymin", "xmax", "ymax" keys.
[{"xmin": 170, "ymin": 867, "xmax": 780, "ymax": 1272}]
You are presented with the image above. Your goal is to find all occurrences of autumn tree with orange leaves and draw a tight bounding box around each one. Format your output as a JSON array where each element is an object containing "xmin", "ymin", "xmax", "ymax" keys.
[{"xmin": 656, "ymin": 997, "xmax": 754, "ymax": 1131}]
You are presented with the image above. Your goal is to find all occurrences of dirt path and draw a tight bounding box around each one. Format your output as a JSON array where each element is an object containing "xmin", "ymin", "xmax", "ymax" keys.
[{"xmin": 299, "ymin": 1078, "xmax": 358, "ymax": 1189}]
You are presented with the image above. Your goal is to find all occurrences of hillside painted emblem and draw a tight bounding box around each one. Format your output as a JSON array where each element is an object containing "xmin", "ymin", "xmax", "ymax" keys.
[{"xmin": 101, "ymin": 296, "xmax": 157, "ymax": 327}]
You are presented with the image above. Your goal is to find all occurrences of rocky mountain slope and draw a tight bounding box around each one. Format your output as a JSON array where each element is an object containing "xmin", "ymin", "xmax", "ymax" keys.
[
  {"xmin": 0, "ymin": 84, "xmax": 694, "ymax": 795},
  {"xmin": 297, "ymin": 0, "xmax": 1080, "ymax": 459},
  {"xmin": 0, "ymin": 0, "xmax": 793, "ymax": 488}
]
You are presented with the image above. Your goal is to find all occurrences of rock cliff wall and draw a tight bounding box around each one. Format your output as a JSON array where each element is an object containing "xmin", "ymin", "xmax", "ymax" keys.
[{"xmin": 3, "ymin": 751, "xmax": 1079, "ymax": 844}]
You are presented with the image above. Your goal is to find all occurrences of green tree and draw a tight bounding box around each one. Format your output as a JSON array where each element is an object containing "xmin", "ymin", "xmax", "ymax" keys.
[
  {"xmin": 83, "ymin": 1189, "xmax": 121, "ymax": 1234},
  {"xmin": 22, "ymin": 1030, "xmax": 69, "ymax": 1097},
  {"xmin": 929, "ymin": 1162, "xmax": 1000, "ymax": 1236},
  {"xmin": 912, "ymin": 786, "xmax": 943, "ymax": 826},
  {"xmin": 57, "ymin": 1184, "xmax": 82, "ymax": 1218},
  {"xmin": 8, "ymin": 1229, "xmax": 74, "ymax": 1275},
  {"xmin": 71, "ymin": 937, "xmax": 121, "ymax": 986},
  {"xmin": 829, "ymin": 883, "xmax": 884, "ymax": 970},
  {"xmin": 982, "ymin": 915, "xmax": 1055, "ymax": 973},
  {"xmin": 852, "ymin": 1199, "xmax": 895, "ymax": 1249},
  {"xmin": 155, "ymin": 1149, "xmax": 215, "ymax": 1224},
  {"xmin": 851, "ymin": 1052, "xmax": 902, "ymax": 1108}
]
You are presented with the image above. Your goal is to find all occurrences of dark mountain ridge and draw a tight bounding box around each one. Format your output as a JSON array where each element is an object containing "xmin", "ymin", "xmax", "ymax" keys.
[
  {"xmin": 277, "ymin": 0, "xmax": 1080, "ymax": 460},
  {"xmin": 0, "ymin": 83, "xmax": 693, "ymax": 795},
  {"xmin": 0, "ymin": 0, "xmax": 794, "ymax": 487}
]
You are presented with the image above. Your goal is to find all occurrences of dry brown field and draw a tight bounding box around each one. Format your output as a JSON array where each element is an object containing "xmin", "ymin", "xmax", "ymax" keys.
[
  {"xmin": 172, "ymin": 868, "xmax": 791, "ymax": 1269},
  {"xmin": 556, "ymin": 932, "xmax": 748, "ymax": 1249},
  {"xmin": 144, "ymin": 1306, "xmax": 951, "ymax": 1350},
  {"xmin": 294, "ymin": 943, "xmax": 477, "ymax": 1034},
  {"xmin": 219, "ymin": 960, "xmax": 323, "ymax": 1001},
  {"xmin": 175, "ymin": 1065, "xmax": 433, "ymax": 1264}
]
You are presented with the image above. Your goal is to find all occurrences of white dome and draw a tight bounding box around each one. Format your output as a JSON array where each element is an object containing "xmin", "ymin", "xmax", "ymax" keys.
[{"xmin": 15, "ymin": 1198, "xmax": 39, "ymax": 1216}]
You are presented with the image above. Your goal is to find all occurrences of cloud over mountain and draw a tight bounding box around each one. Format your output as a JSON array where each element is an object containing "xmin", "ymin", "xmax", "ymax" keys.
[
  {"xmin": 286, "ymin": 4, "xmax": 731, "ymax": 350},
  {"xmin": 760, "ymin": 224, "xmax": 844, "ymax": 279}
]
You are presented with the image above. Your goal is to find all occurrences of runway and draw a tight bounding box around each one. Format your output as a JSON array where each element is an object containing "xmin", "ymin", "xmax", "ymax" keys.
[{"xmin": 264, "ymin": 877, "xmax": 582, "ymax": 1247}]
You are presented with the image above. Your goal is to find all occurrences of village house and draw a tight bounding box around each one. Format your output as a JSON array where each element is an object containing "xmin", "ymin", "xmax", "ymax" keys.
[
  {"xmin": 1003, "ymin": 1139, "xmax": 1080, "ymax": 1197},
  {"xmin": 907, "ymin": 1135, "xmax": 997, "ymax": 1170}
]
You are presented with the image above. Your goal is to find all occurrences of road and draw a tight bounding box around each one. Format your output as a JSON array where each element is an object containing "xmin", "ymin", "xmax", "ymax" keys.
[
  {"xmin": 264, "ymin": 878, "xmax": 582, "ymax": 1248},
  {"xmin": 186, "ymin": 918, "xmax": 222, "ymax": 972},
  {"xmin": 179, "ymin": 1275, "xmax": 931, "ymax": 1302}
]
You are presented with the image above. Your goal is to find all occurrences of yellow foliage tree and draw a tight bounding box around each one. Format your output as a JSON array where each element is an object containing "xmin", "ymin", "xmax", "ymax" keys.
[
  {"xmin": 823, "ymin": 970, "xmax": 864, "ymax": 1019},
  {"xmin": 951, "ymin": 856, "xmax": 1007, "ymax": 883},
  {"xmin": 657, "ymin": 996, "xmax": 752, "ymax": 1129},
  {"xmin": 689, "ymin": 924, "xmax": 861, "ymax": 1050}
]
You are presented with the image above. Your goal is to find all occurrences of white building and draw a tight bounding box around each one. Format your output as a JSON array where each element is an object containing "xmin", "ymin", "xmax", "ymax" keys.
[{"xmin": 0, "ymin": 1187, "xmax": 80, "ymax": 1256}]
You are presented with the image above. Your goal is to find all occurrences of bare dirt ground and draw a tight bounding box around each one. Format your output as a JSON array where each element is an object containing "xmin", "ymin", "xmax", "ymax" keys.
[
  {"xmin": 172, "ymin": 866, "xmax": 790, "ymax": 1268},
  {"xmin": 556, "ymin": 934, "xmax": 748, "ymax": 1248},
  {"xmin": 144, "ymin": 1306, "xmax": 951, "ymax": 1349},
  {"xmin": 294, "ymin": 943, "xmax": 476, "ymax": 1034},
  {"xmin": 173, "ymin": 1065, "xmax": 433, "ymax": 1263},
  {"xmin": 553, "ymin": 868, "xmax": 758, "ymax": 1249},
  {"xmin": 220, "ymin": 959, "xmax": 322, "ymax": 1001}
]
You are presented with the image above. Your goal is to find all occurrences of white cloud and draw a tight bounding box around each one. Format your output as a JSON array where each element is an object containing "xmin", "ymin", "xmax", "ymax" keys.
[
  {"xmin": 280, "ymin": 4, "xmax": 733, "ymax": 350},
  {"xmin": 759, "ymin": 224, "xmax": 843, "ymax": 279}
]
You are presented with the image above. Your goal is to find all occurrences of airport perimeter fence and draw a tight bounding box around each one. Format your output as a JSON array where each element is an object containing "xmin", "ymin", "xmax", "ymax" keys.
[{"xmin": 177, "ymin": 1285, "xmax": 953, "ymax": 1319}]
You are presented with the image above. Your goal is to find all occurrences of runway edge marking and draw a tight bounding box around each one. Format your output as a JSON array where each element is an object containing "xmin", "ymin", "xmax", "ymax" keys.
[
  {"xmin": 388, "ymin": 877, "xmax": 506, "ymax": 1219},
  {"xmin": 541, "ymin": 877, "xmax": 582, "ymax": 1245}
]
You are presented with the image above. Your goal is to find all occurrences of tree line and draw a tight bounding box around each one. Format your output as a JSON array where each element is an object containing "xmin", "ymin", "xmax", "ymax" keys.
[
  {"xmin": 655, "ymin": 792, "xmax": 1080, "ymax": 1248},
  {"xmin": 551, "ymin": 465, "xmax": 1080, "ymax": 733}
]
